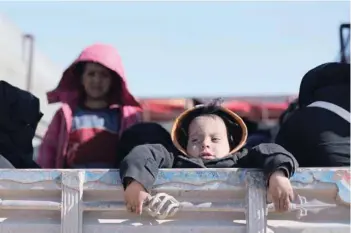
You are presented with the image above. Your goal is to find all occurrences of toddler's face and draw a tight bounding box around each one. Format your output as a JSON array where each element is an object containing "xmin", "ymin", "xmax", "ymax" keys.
[
  {"xmin": 81, "ymin": 63, "xmax": 112, "ymax": 100},
  {"xmin": 186, "ymin": 115, "xmax": 230, "ymax": 160}
]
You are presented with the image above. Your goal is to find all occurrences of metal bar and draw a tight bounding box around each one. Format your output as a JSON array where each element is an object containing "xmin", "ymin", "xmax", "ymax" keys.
[
  {"xmin": 0, "ymin": 200, "xmax": 61, "ymax": 210},
  {"xmin": 83, "ymin": 201, "xmax": 246, "ymax": 212},
  {"xmin": 22, "ymin": 34, "xmax": 35, "ymax": 92},
  {"xmin": 339, "ymin": 23, "xmax": 350, "ymax": 63}
]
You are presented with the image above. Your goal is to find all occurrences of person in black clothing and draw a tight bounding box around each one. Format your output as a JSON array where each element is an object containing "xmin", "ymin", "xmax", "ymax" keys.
[
  {"xmin": 119, "ymin": 99, "xmax": 298, "ymax": 215},
  {"xmin": 275, "ymin": 62, "xmax": 350, "ymax": 167},
  {"xmin": 0, "ymin": 81, "xmax": 42, "ymax": 168}
]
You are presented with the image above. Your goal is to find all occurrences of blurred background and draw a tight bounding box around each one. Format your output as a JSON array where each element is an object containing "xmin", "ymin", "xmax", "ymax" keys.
[{"xmin": 0, "ymin": 1, "xmax": 349, "ymax": 158}]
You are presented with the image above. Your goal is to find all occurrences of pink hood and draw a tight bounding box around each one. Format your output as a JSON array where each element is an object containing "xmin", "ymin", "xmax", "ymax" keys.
[{"xmin": 47, "ymin": 44, "xmax": 141, "ymax": 108}]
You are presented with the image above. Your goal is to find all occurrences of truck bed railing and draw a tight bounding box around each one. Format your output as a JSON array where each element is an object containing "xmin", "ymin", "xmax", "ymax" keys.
[{"xmin": 0, "ymin": 168, "xmax": 348, "ymax": 233}]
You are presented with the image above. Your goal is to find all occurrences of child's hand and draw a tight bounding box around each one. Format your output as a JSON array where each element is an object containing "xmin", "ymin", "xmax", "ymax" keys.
[
  {"xmin": 124, "ymin": 179, "xmax": 151, "ymax": 215},
  {"xmin": 268, "ymin": 170, "xmax": 294, "ymax": 212}
]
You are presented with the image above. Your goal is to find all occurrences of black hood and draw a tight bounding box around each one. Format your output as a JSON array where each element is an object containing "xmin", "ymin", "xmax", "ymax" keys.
[
  {"xmin": 298, "ymin": 62, "xmax": 350, "ymax": 109},
  {"xmin": 0, "ymin": 81, "xmax": 43, "ymax": 168}
]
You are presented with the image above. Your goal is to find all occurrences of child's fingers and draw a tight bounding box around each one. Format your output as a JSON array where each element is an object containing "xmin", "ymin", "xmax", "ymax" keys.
[
  {"xmin": 283, "ymin": 195, "xmax": 290, "ymax": 211},
  {"xmin": 273, "ymin": 195, "xmax": 280, "ymax": 212},
  {"xmin": 130, "ymin": 199, "xmax": 140, "ymax": 214},
  {"xmin": 126, "ymin": 203, "xmax": 133, "ymax": 212},
  {"xmin": 125, "ymin": 197, "xmax": 137, "ymax": 213},
  {"xmin": 278, "ymin": 193, "xmax": 291, "ymax": 212},
  {"xmin": 275, "ymin": 193, "xmax": 287, "ymax": 212},
  {"xmin": 136, "ymin": 201, "xmax": 143, "ymax": 215},
  {"xmin": 279, "ymin": 194, "xmax": 284, "ymax": 212}
]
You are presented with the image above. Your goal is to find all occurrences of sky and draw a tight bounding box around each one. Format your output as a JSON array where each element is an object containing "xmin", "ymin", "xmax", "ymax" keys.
[{"xmin": 0, "ymin": 1, "xmax": 349, "ymax": 98}]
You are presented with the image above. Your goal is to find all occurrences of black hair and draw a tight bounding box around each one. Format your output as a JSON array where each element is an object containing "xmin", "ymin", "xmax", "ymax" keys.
[
  {"xmin": 74, "ymin": 62, "xmax": 86, "ymax": 79},
  {"xmin": 175, "ymin": 98, "xmax": 244, "ymax": 151},
  {"xmin": 74, "ymin": 61, "xmax": 119, "ymax": 82}
]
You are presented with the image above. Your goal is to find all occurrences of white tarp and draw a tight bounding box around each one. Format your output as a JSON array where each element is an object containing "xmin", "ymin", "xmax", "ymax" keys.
[{"xmin": 0, "ymin": 14, "xmax": 62, "ymax": 145}]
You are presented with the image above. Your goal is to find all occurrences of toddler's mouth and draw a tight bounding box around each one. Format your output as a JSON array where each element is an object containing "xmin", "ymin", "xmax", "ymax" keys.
[{"xmin": 200, "ymin": 151, "xmax": 214, "ymax": 159}]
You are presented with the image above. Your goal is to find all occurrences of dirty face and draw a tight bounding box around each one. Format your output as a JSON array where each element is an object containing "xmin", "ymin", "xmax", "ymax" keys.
[
  {"xmin": 186, "ymin": 115, "xmax": 230, "ymax": 160},
  {"xmin": 81, "ymin": 63, "xmax": 112, "ymax": 100}
]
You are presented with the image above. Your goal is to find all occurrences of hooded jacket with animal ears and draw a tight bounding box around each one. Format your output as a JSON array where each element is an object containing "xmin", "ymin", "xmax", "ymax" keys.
[{"xmin": 37, "ymin": 44, "xmax": 142, "ymax": 168}]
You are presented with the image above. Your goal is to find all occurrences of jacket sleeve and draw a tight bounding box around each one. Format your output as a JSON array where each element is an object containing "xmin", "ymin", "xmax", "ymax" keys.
[
  {"xmin": 237, "ymin": 143, "xmax": 298, "ymax": 180},
  {"xmin": 123, "ymin": 107, "xmax": 143, "ymax": 129},
  {"xmin": 37, "ymin": 110, "xmax": 63, "ymax": 168},
  {"xmin": 119, "ymin": 144, "xmax": 174, "ymax": 191}
]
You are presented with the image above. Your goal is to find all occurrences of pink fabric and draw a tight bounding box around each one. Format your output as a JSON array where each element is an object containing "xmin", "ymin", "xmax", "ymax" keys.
[{"xmin": 37, "ymin": 44, "xmax": 142, "ymax": 168}]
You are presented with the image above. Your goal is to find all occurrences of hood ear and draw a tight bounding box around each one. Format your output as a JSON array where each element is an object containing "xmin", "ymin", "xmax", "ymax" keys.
[{"xmin": 171, "ymin": 105, "xmax": 248, "ymax": 155}]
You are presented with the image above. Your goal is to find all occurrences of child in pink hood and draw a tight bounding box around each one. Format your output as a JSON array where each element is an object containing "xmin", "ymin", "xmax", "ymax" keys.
[{"xmin": 38, "ymin": 44, "xmax": 142, "ymax": 168}]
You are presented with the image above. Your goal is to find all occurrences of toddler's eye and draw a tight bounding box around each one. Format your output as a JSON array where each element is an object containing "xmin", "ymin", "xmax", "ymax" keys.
[
  {"xmin": 191, "ymin": 138, "xmax": 199, "ymax": 143},
  {"xmin": 212, "ymin": 138, "xmax": 220, "ymax": 142}
]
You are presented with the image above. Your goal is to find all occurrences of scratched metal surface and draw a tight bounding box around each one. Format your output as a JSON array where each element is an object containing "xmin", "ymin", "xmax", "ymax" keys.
[
  {"xmin": 83, "ymin": 168, "xmax": 350, "ymax": 204},
  {"xmin": 290, "ymin": 168, "xmax": 351, "ymax": 204},
  {"xmin": 0, "ymin": 168, "xmax": 348, "ymax": 204}
]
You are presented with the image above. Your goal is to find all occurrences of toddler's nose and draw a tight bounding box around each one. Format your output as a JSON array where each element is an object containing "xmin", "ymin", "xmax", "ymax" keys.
[{"xmin": 201, "ymin": 139, "xmax": 211, "ymax": 149}]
